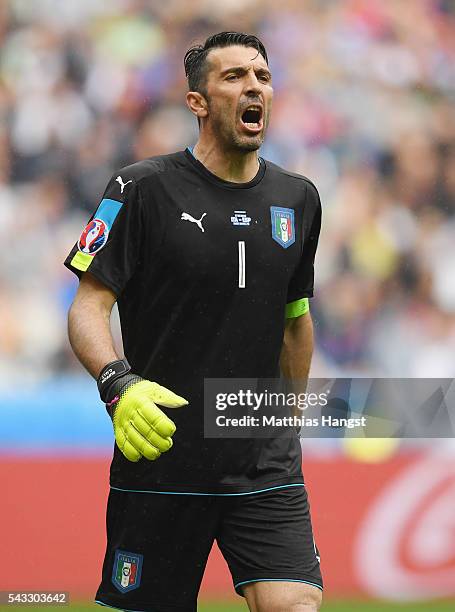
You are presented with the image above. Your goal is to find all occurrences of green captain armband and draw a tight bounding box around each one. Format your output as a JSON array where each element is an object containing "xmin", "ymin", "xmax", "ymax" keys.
[{"xmin": 285, "ymin": 297, "xmax": 310, "ymax": 318}]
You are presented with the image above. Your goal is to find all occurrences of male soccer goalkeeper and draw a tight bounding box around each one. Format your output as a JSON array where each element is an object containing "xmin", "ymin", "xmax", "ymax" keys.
[{"xmin": 66, "ymin": 31, "xmax": 323, "ymax": 612}]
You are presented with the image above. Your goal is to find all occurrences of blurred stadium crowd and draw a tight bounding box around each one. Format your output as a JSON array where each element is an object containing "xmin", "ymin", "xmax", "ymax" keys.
[{"xmin": 1, "ymin": 0, "xmax": 455, "ymax": 381}]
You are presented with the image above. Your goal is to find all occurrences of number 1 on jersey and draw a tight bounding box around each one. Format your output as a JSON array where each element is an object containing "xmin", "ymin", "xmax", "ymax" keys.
[{"xmin": 238, "ymin": 241, "xmax": 246, "ymax": 288}]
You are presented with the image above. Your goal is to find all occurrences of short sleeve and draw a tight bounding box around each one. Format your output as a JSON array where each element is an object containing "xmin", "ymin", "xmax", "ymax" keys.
[
  {"xmin": 286, "ymin": 181, "xmax": 322, "ymax": 304},
  {"xmin": 64, "ymin": 171, "xmax": 144, "ymax": 296}
]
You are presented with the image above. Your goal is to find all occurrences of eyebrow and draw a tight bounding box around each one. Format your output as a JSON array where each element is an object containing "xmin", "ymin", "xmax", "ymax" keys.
[{"xmin": 220, "ymin": 65, "xmax": 272, "ymax": 78}]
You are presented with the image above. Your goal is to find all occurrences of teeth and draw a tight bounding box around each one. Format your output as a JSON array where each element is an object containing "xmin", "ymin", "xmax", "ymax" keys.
[{"xmin": 245, "ymin": 122, "xmax": 259, "ymax": 128}]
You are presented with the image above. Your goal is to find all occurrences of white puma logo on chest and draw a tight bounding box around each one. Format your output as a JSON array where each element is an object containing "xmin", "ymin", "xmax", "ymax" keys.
[{"xmin": 181, "ymin": 212, "xmax": 207, "ymax": 233}]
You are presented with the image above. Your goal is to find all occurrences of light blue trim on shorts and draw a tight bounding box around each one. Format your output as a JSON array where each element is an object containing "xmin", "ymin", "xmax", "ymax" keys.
[
  {"xmin": 95, "ymin": 600, "xmax": 143, "ymax": 612},
  {"xmin": 235, "ymin": 578, "xmax": 323, "ymax": 591},
  {"xmin": 110, "ymin": 483, "xmax": 305, "ymax": 496}
]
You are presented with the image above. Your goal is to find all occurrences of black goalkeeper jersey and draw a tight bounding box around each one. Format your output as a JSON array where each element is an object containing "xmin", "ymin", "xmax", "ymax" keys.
[{"xmin": 65, "ymin": 149, "xmax": 321, "ymax": 494}]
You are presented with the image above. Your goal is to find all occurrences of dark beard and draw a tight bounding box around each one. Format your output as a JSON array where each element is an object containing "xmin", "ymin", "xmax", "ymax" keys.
[
  {"xmin": 231, "ymin": 133, "xmax": 263, "ymax": 151},
  {"xmin": 221, "ymin": 122, "xmax": 264, "ymax": 153},
  {"xmin": 209, "ymin": 105, "xmax": 265, "ymax": 152}
]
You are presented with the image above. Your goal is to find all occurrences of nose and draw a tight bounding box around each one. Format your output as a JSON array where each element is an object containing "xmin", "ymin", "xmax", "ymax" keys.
[{"xmin": 243, "ymin": 70, "xmax": 262, "ymax": 97}]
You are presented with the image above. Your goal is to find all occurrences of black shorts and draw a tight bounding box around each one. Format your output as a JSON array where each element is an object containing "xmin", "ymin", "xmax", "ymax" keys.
[{"xmin": 95, "ymin": 485, "xmax": 323, "ymax": 612}]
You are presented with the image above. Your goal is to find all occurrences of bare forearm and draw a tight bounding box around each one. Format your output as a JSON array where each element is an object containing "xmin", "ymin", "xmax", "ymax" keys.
[
  {"xmin": 68, "ymin": 276, "xmax": 119, "ymax": 379},
  {"xmin": 280, "ymin": 313, "xmax": 314, "ymax": 380},
  {"xmin": 280, "ymin": 314, "xmax": 314, "ymax": 417}
]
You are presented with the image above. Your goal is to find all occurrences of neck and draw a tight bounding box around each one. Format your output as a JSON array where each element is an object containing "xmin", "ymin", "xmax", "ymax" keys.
[{"xmin": 192, "ymin": 136, "xmax": 259, "ymax": 183}]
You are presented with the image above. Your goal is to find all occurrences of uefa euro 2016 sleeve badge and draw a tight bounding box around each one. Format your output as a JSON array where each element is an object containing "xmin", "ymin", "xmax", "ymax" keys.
[
  {"xmin": 270, "ymin": 206, "xmax": 296, "ymax": 248},
  {"xmin": 77, "ymin": 198, "xmax": 123, "ymax": 256},
  {"xmin": 78, "ymin": 219, "xmax": 108, "ymax": 254},
  {"xmin": 112, "ymin": 549, "xmax": 143, "ymax": 593},
  {"xmin": 72, "ymin": 198, "xmax": 124, "ymax": 273}
]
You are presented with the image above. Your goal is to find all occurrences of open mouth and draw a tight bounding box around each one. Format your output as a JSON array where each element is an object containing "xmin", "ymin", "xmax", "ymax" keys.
[{"xmin": 240, "ymin": 105, "xmax": 263, "ymax": 133}]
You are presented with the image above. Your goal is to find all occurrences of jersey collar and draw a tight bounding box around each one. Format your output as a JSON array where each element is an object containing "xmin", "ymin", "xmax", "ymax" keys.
[{"xmin": 184, "ymin": 147, "xmax": 266, "ymax": 190}]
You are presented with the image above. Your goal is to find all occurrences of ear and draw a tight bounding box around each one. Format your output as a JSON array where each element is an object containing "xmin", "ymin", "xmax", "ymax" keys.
[{"xmin": 186, "ymin": 91, "xmax": 208, "ymax": 120}]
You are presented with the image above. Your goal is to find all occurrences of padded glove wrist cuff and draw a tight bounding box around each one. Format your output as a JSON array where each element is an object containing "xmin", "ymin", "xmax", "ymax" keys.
[{"xmin": 97, "ymin": 359, "xmax": 131, "ymax": 403}]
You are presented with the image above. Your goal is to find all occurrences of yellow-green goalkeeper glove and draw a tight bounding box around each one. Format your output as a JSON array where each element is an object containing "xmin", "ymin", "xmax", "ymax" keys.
[{"xmin": 97, "ymin": 359, "xmax": 188, "ymax": 462}]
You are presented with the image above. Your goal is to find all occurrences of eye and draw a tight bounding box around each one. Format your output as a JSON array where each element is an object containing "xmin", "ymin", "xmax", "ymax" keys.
[{"xmin": 226, "ymin": 74, "xmax": 239, "ymax": 81}]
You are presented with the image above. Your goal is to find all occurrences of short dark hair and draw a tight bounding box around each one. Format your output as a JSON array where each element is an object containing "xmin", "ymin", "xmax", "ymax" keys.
[{"xmin": 184, "ymin": 31, "xmax": 268, "ymax": 94}]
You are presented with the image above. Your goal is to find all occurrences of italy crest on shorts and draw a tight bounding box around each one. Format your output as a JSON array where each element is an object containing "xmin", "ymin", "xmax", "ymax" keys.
[
  {"xmin": 270, "ymin": 206, "xmax": 296, "ymax": 248},
  {"xmin": 112, "ymin": 550, "xmax": 143, "ymax": 593}
]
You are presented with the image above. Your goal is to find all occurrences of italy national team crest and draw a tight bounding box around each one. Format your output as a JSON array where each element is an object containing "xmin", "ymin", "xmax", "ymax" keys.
[
  {"xmin": 78, "ymin": 218, "xmax": 108, "ymax": 255},
  {"xmin": 112, "ymin": 550, "xmax": 143, "ymax": 593},
  {"xmin": 270, "ymin": 206, "xmax": 295, "ymax": 248}
]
